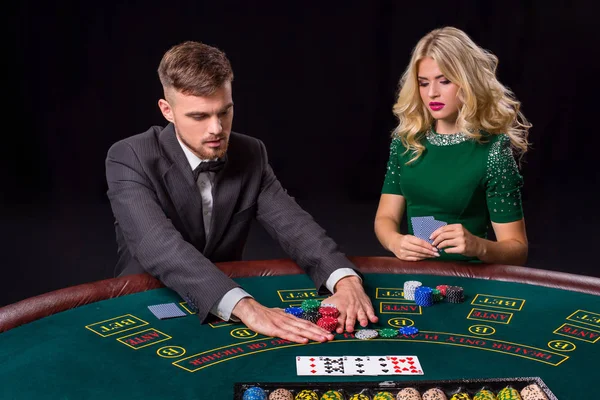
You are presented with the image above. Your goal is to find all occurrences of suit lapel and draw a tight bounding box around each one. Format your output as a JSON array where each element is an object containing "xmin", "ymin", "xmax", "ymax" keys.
[
  {"xmin": 159, "ymin": 124, "xmax": 207, "ymax": 250},
  {"xmin": 204, "ymin": 151, "xmax": 242, "ymax": 255}
]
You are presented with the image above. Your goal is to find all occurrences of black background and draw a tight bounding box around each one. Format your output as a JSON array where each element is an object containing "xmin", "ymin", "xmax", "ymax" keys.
[{"xmin": 4, "ymin": 1, "xmax": 598, "ymax": 307}]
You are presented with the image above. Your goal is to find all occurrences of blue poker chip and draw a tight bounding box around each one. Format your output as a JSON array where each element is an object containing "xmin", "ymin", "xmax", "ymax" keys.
[
  {"xmin": 284, "ymin": 306, "xmax": 304, "ymax": 318},
  {"xmin": 414, "ymin": 286, "xmax": 434, "ymax": 307},
  {"xmin": 399, "ymin": 326, "xmax": 419, "ymax": 336},
  {"xmin": 243, "ymin": 386, "xmax": 267, "ymax": 400}
]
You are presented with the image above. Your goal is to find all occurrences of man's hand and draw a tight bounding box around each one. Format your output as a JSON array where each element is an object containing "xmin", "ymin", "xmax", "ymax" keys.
[
  {"xmin": 232, "ymin": 298, "xmax": 334, "ymax": 344},
  {"xmin": 322, "ymin": 276, "xmax": 379, "ymax": 334}
]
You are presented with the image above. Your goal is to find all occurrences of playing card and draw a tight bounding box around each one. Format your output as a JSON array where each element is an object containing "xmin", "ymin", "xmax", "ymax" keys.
[
  {"xmin": 411, "ymin": 217, "xmax": 447, "ymax": 244},
  {"xmin": 147, "ymin": 303, "xmax": 186, "ymax": 319},
  {"xmin": 384, "ymin": 355, "xmax": 424, "ymax": 375},
  {"xmin": 343, "ymin": 356, "xmax": 377, "ymax": 376},
  {"xmin": 295, "ymin": 356, "xmax": 345, "ymax": 376}
]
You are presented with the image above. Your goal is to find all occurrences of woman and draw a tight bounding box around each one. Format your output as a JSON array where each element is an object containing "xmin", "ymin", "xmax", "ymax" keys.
[{"xmin": 374, "ymin": 27, "xmax": 531, "ymax": 265}]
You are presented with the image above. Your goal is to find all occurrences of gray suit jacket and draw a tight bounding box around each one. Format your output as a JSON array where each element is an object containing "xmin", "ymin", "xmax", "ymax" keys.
[{"xmin": 105, "ymin": 123, "xmax": 358, "ymax": 322}]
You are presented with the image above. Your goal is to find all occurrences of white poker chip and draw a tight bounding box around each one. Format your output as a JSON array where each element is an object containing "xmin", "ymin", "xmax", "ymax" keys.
[
  {"xmin": 355, "ymin": 329, "xmax": 379, "ymax": 340},
  {"xmin": 403, "ymin": 280, "xmax": 422, "ymax": 300},
  {"xmin": 320, "ymin": 303, "xmax": 337, "ymax": 308}
]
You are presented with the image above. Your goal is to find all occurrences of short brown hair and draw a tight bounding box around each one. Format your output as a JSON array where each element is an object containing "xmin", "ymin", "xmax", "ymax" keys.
[{"xmin": 158, "ymin": 41, "xmax": 234, "ymax": 97}]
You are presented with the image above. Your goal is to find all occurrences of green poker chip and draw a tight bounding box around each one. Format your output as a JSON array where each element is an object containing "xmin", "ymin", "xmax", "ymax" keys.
[
  {"xmin": 301, "ymin": 299, "xmax": 321, "ymax": 312},
  {"xmin": 378, "ymin": 328, "xmax": 398, "ymax": 338}
]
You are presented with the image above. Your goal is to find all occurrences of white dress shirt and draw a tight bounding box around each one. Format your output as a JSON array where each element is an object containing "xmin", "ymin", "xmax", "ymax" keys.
[{"xmin": 176, "ymin": 137, "xmax": 359, "ymax": 321}]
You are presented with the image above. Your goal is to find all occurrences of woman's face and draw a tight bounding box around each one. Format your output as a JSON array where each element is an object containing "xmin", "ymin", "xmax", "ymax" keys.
[{"xmin": 417, "ymin": 57, "xmax": 461, "ymax": 131}]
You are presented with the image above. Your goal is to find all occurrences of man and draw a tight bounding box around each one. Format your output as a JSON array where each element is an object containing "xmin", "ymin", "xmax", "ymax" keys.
[{"xmin": 105, "ymin": 41, "xmax": 378, "ymax": 344}]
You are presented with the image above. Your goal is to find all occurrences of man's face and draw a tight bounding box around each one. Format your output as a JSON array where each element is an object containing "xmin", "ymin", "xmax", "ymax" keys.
[{"xmin": 158, "ymin": 81, "xmax": 234, "ymax": 159}]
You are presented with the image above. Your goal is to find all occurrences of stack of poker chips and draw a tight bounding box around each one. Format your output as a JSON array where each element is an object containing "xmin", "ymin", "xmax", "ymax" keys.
[
  {"xmin": 449, "ymin": 392, "xmax": 471, "ymax": 400},
  {"xmin": 317, "ymin": 304, "xmax": 339, "ymax": 332},
  {"xmin": 243, "ymin": 386, "xmax": 267, "ymax": 400},
  {"xmin": 284, "ymin": 299, "xmax": 339, "ymax": 332},
  {"xmin": 378, "ymin": 328, "xmax": 398, "ymax": 339},
  {"xmin": 445, "ymin": 286, "xmax": 465, "ymax": 303},
  {"xmin": 403, "ymin": 280, "xmax": 422, "ymax": 300},
  {"xmin": 473, "ymin": 389, "xmax": 497, "ymax": 400},
  {"xmin": 372, "ymin": 391, "xmax": 395, "ymax": 400},
  {"xmin": 436, "ymin": 285, "xmax": 449, "ymax": 296},
  {"xmin": 300, "ymin": 299, "xmax": 322, "ymax": 323},
  {"xmin": 348, "ymin": 394, "xmax": 370, "ymax": 400},
  {"xmin": 431, "ymin": 288, "xmax": 444, "ymax": 303},
  {"xmin": 399, "ymin": 326, "xmax": 419, "ymax": 336},
  {"xmin": 520, "ymin": 384, "xmax": 548, "ymax": 400},
  {"xmin": 267, "ymin": 388, "xmax": 294, "ymax": 400},
  {"xmin": 414, "ymin": 286, "xmax": 434, "ymax": 307},
  {"xmin": 396, "ymin": 387, "xmax": 421, "ymax": 399},
  {"xmin": 295, "ymin": 389, "xmax": 319, "ymax": 399},
  {"xmin": 355, "ymin": 329, "xmax": 379, "ymax": 340},
  {"xmin": 283, "ymin": 306, "xmax": 304, "ymax": 318},
  {"xmin": 497, "ymin": 387, "xmax": 521, "ymax": 400},
  {"xmin": 321, "ymin": 390, "xmax": 344, "ymax": 400},
  {"xmin": 423, "ymin": 388, "xmax": 448, "ymax": 399}
]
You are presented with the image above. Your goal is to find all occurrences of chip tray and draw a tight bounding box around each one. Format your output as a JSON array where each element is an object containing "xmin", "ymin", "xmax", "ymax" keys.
[{"xmin": 234, "ymin": 376, "xmax": 557, "ymax": 399}]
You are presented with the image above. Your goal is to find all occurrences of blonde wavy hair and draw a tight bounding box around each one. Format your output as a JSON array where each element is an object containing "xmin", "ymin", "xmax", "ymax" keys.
[{"xmin": 392, "ymin": 27, "xmax": 531, "ymax": 164}]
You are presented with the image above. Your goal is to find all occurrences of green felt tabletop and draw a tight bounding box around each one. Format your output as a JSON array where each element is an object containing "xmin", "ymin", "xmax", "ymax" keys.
[{"xmin": 1, "ymin": 273, "xmax": 598, "ymax": 399}]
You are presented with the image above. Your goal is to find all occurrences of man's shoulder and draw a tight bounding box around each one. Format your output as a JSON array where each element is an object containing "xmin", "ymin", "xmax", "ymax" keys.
[
  {"xmin": 229, "ymin": 131, "xmax": 262, "ymax": 147},
  {"xmin": 111, "ymin": 125, "xmax": 163, "ymax": 149}
]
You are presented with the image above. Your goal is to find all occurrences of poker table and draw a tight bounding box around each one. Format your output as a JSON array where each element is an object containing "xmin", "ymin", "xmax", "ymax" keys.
[{"xmin": 1, "ymin": 257, "xmax": 599, "ymax": 399}]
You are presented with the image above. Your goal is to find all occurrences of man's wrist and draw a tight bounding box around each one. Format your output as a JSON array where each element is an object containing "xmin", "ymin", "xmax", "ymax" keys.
[{"xmin": 333, "ymin": 275, "xmax": 362, "ymax": 293}]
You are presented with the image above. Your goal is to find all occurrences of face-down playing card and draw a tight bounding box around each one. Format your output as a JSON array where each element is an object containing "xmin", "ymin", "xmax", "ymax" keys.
[
  {"xmin": 147, "ymin": 303, "xmax": 187, "ymax": 319},
  {"xmin": 411, "ymin": 216, "xmax": 447, "ymax": 244}
]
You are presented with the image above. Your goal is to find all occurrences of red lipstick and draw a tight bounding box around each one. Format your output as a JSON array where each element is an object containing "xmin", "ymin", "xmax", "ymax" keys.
[{"xmin": 429, "ymin": 102, "xmax": 445, "ymax": 111}]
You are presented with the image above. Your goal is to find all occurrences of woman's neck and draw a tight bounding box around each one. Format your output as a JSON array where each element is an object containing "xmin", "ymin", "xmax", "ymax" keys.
[{"xmin": 435, "ymin": 119, "xmax": 459, "ymax": 134}]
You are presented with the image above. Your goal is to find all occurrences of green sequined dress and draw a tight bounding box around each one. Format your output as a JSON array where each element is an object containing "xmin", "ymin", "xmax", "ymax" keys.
[{"xmin": 381, "ymin": 127, "xmax": 524, "ymax": 262}]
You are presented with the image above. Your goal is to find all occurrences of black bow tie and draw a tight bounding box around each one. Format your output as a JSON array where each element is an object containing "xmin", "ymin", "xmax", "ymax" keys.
[{"xmin": 193, "ymin": 158, "xmax": 226, "ymax": 181}]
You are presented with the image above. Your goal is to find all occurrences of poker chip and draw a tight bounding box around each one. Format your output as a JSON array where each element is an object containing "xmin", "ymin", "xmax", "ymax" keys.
[
  {"xmin": 422, "ymin": 388, "xmax": 448, "ymax": 400},
  {"xmin": 301, "ymin": 299, "xmax": 321, "ymax": 312},
  {"xmin": 295, "ymin": 390, "xmax": 319, "ymax": 400},
  {"xmin": 373, "ymin": 391, "xmax": 394, "ymax": 400},
  {"xmin": 436, "ymin": 285, "xmax": 449, "ymax": 296},
  {"xmin": 320, "ymin": 303, "xmax": 336, "ymax": 308},
  {"xmin": 355, "ymin": 329, "xmax": 379, "ymax": 340},
  {"xmin": 403, "ymin": 281, "xmax": 422, "ymax": 300},
  {"xmin": 497, "ymin": 386, "xmax": 521, "ymax": 400},
  {"xmin": 520, "ymin": 384, "xmax": 549, "ymax": 400},
  {"xmin": 317, "ymin": 316, "xmax": 338, "ymax": 332},
  {"xmin": 284, "ymin": 306, "xmax": 304, "ymax": 318},
  {"xmin": 243, "ymin": 386, "xmax": 267, "ymax": 400},
  {"xmin": 445, "ymin": 286, "xmax": 465, "ymax": 303},
  {"xmin": 348, "ymin": 394, "xmax": 370, "ymax": 400},
  {"xmin": 321, "ymin": 390, "xmax": 344, "ymax": 400},
  {"xmin": 269, "ymin": 388, "xmax": 294, "ymax": 400},
  {"xmin": 414, "ymin": 286, "xmax": 434, "ymax": 307},
  {"xmin": 379, "ymin": 328, "xmax": 398, "ymax": 338},
  {"xmin": 473, "ymin": 389, "xmax": 496, "ymax": 400},
  {"xmin": 318, "ymin": 306, "xmax": 340, "ymax": 318},
  {"xmin": 399, "ymin": 326, "xmax": 419, "ymax": 336},
  {"xmin": 449, "ymin": 392, "xmax": 471, "ymax": 400},
  {"xmin": 431, "ymin": 288, "xmax": 443, "ymax": 303},
  {"xmin": 395, "ymin": 387, "xmax": 421, "ymax": 399},
  {"xmin": 302, "ymin": 310, "xmax": 322, "ymax": 323}
]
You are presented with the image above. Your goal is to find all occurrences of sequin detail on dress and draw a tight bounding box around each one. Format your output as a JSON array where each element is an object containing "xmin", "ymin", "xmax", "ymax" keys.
[
  {"xmin": 486, "ymin": 135, "xmax": 523, "ymax": 216},
  {"xmin": 426, "ymin": 128, "xmax": 470, "ymax": 146}
]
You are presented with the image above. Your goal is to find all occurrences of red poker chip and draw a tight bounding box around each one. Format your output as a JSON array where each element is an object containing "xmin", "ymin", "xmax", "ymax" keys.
[
  {"xmin": 318, "ymin": 306, "xmax": 340, "ymax": 318},
  {"xmin": 436, "ymin": 285, "xmax": 449, "ymax": 296},
  {"xmin": 317, "ymin": 316, "xmax": 338, "ymax": 332}
]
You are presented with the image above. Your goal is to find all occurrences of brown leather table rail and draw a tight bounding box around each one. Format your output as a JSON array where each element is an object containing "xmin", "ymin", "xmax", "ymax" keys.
[{"xmin": 1, "ymin": 256, "xmax": 599, "ymax": 333}]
